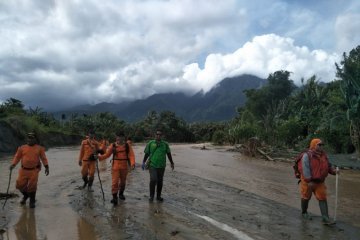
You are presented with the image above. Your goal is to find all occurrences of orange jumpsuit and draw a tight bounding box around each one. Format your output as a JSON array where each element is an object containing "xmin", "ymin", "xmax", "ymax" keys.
[
  {"xmin": 99, "ymin": 143, "xmax": 135, "ymax": 194},
  {"xmin": 299, "ymin": 140, "xmax": 336, "ymax": 201},
  {"xmin": 78, "ymin": 139, "xmax": 100, "ymax": 181},
  {"xmin": 98, "ymin": 139, "xmax": 109, "ymax": 154},
  {"xmin": 12, "ymin": 144, "xmax": 49, "ymax": 193}
]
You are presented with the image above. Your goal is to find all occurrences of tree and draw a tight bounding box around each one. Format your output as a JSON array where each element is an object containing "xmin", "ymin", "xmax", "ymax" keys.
[
  {"xmin": 0, "ymin": 98, "xmax": 26, "ymax": 116},
  {"xmin": 290, "ymin": 76, "xmax": 329, "ymax": 136},
  {"xmin": 336, "ymin": 45, "xmax": 360, "ymax": 155},
  {"xmin": 242, "ymin": 70, "xmax": 295, "ymax": 143}
]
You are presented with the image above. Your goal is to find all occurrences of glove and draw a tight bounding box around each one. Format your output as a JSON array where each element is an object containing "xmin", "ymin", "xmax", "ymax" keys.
[
  {"xmin": 141, "ymin": 162, "xmax": 145, "ymax": 171},
  {"xmin": 9, "ymin": 164, "xmax": 15, "ymax": 171},
  {"xmin": 45, "ymin": 166, "xmax": 49, "ymax": 176},
  {"xmin": 78, "ymin": 160, "xmax": 82, "ymax": 166},
  {"xmin": 170, "ymin": 162, "xmax": 174, "ymax": 171}
]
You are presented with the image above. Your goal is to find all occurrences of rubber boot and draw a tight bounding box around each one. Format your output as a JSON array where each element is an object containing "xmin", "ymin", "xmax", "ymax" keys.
[
  {"xmin": 319, "ymin": 200, "xmax": 335, "ymax": 225},
  {"xmin": 157, "ymin": 182, "xmax": 163, "ymax": 202},
  {"xmin": 301, "ymin": 198, "xmax": 312, "ymax": 220},
  {"xmin": 149, "ymin": 181, "xmax": 155, "ymax": 202},
  {"xmin": 20, "ymin": 191, "xmax": 29, "ymax": 205},
  {"xmin": 110, "ymin": 194, "xmax": 118, "ymax": 205},
  {"xmin": 119, "ymin": 190, "xmax": 125, "ymax": 200},
  {"xmin": 88, "ymin": 177, "xmax": 94, "ymax": 192},
  {"xmin": 119, "ymin": 184, "xmax": 125, "ymax": 200},
  {"xmin": 29, "ymin": 192, "xmax": 36, "ymax": 208},
  {"xmin": 82, "ymin": 176, "xmax": 88, "ymax": 189}
]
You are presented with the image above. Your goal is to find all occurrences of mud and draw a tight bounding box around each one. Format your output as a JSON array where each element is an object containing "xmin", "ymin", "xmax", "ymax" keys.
[{"xmin": 0, "ymin": 144, "xmax": 359, "ymax": 240}]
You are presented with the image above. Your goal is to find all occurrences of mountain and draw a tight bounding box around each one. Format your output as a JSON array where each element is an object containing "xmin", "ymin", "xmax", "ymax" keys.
[{"xmin": 53, "ymin": 74, "xmax": 266, "ymax": 122}]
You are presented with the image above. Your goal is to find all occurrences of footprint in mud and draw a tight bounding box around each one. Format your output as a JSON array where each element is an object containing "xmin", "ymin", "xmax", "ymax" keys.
[{"xmin": 170, "ymin": 230, "xmax": 179, "ymax": 236}]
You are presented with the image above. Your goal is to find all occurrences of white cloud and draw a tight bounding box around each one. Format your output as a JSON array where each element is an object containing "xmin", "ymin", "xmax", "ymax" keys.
[
  {"xmin": 335, "ymin": 13, "xmax": 360, "ymax": 53},
  {"xmin": 180, "ymin": 34, "xmax": 340, "ymax": 93}
]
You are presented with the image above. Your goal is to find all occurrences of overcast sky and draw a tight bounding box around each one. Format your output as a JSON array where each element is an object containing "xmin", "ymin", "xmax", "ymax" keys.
[{"xmin": 1, "ymin": 0, "xmax": 359, "ymax": 110}]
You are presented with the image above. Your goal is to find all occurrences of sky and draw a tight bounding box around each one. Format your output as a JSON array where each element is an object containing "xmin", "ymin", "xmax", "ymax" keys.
[{"xmin": 0, "ymin": 0, "xmax": 359, "ymax": 110}]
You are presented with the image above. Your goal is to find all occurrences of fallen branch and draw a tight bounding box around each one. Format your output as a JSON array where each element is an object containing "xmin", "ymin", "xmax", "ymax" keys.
[{"xmin": 257, "ymin": 149, "xmax": 274, "ymax": 161}]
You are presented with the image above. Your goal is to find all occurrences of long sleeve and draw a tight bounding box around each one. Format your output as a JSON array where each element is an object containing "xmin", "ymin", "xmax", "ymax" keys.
[
  {"xmin": 328, "ymin": 160, "xmax": 336, "ymax": 175},
  {"xmin": 99, "ymin": 144, "xmax": 113, "ymax": 161},
  {"xmin": 11, "ymin": 146, "xmax": 23, "ymax": 166},
  {"xmin": 128, "ymin": 145, "xmax": 135, "ymax": 166},
  {"xmin": 39, "ymin": 146, "xmax": 49, "ymax": 166},
  {"xmin": 79, "ymin": 141, "xmax": 85, "ymax": 161}
]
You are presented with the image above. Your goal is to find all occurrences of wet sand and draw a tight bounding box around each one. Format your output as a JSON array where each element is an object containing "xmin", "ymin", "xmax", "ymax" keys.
[{"xmin": 0, "ymin": 144, "xmax": 359, "ymax": 240}]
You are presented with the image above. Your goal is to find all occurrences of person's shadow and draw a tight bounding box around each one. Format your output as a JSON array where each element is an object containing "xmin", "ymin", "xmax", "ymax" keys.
[{"xmin": 14, "ymin": 209, "xmax": 37, "ymax": 240}]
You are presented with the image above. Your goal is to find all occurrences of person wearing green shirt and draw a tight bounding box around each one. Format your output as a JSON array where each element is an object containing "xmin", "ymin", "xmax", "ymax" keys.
[{"xmin": 142, "ymin": 130, "xmax": 174, "ymax": 202}]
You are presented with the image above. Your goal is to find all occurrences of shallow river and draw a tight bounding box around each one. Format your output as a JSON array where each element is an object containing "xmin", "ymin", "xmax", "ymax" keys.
[{"xmin": 0, "ymin": 144, "xmax": 359, "ymax": 239}]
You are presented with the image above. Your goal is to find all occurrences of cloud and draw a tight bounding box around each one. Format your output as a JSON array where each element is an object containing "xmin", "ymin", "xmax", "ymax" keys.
[
  {"xmin": 0, "ymin": 0, "xmax": 358, "ymax": 110},
  {"xmin": 335, "ymin": 13, "xmax": 360, "ymax": 53},
  {"xmin": 180, "ymin": 34, "xmax": 340, "ymax": 93}
]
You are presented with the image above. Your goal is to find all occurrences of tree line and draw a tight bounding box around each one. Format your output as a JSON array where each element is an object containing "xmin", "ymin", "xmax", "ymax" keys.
[{"xmin": 1, "ymin": 45, "xmax": 360, "ymax": 154}]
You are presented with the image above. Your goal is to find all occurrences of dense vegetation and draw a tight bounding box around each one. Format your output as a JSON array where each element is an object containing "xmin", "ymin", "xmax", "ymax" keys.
[{"xmin": 1, "ymin": 45, "xmax": 359, "ymax": 154}]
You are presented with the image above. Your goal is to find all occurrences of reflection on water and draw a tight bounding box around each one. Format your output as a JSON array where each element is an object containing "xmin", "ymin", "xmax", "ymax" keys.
[
  {"xmin": 14, "ymin": 209, "xmax": 38, "ymax": 240},
  {"xmin": 0, "ymin": 146, "xmax": 101, "ymax": 240},
  {"xmin": 77, "ymin": 218, "xmax": 97, "ymax": 240}
]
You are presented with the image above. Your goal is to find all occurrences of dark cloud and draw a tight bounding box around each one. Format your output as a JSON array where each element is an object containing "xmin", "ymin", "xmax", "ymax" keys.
[{"xmin": 0, "ymin": 0, "xmax": 359, "ymax": 110}]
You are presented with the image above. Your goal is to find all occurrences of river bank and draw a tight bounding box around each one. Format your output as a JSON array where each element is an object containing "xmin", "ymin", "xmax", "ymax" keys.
[
  {"xmin": 0, "ymin": 120, "xmax": 82, "ymax": 153},
  {"xmin": 1, "ymin": 143, "xmax": 359, "ymax": 239}
]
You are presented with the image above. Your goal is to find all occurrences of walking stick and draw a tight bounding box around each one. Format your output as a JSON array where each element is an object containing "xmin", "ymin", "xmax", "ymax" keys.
[
  {"xmin": 2, "ymin": 169, "xmax": 13, "ymax": 210},
  {"xmin": 95, "ymin": 158, "xmax": 105, "ymax": 201},
  {"xmin": 334, "ymin": 166, "xmax": 339, "ymax": 222}
]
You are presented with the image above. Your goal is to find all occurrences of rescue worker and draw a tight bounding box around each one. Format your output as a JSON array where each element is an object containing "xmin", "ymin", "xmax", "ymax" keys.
[
  {"xmin": 299, "ymin": 138, "xmax": 338, "ymax": 225},
  {"xmin": 9, "ymin": 132, "xmax": 50, "ymax": 208},
  {"xmin": 78, "ymin": 130, "xmax": 100, "ymax": 191},
  {"xmin": 98, "ymin": 135, "xmax": 109, "ymax": 155},
  {"xmin": 126, "ymin": 136, "xmax": 133, "ymax": 146},
  {"xmin": 98, "ymin": 136, "xmax": 109, "ymax": 171},
  {"xmin": 98, "ymin": 132, "xmax": 135, "ymax": 205},
  {"xmin": 142, "ymin": 130, "xmax": 174, "ymax": 202}
]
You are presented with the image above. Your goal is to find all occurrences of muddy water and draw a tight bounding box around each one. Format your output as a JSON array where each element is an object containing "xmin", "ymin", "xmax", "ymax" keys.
[
  {"xmin": 175, "ymin": 144, "xmax": 360, "ymax": 227},
  {"xmin": 0, "ymin": 143, "xmax": 359, "ymax": 240},
  {"xmin": 0, "ymin": 147, "xmax": 98, "ymax": 240}
]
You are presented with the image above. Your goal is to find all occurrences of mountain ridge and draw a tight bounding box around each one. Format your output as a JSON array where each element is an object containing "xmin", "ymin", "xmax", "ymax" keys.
[{"xmin": 53, "ymin": 74, "xmax": 266, "ymax": 122}]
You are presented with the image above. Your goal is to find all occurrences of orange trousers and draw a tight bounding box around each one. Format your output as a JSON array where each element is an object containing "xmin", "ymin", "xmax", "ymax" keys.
[
  {"xmin": 111, "ymin": 169, "xmax": 128, "ymax": 194},
  {"xmin": 16, "ymin": 168, "xmax": 40, "ymax": 193},
  {"xmin": 81, "ymin": 160, "xmax": 96, "ymax": 178},
  {"xmin": 300, "ymin": 180, "xmax": 327, "ymax": 201}
]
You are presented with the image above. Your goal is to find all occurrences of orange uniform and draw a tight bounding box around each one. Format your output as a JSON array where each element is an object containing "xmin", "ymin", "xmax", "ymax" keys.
[
  {"xmin": 99, "ymin": 143, "xmax": 135, "ymax": 195},
  {"xmin": 12, "ymin": 144, "xmax": 49, "ymax": 193},
  {"xmin": 78, "ymin": 138, "xmax": 100, "ymax": 188},
  {"xmin": 98, "ymin": 139, "xmax": 109, "ymax": 154},
  {"xmin": 299, "ymin": 138, "xmax": 337, "ymax": 224},
  {"xmin": 299, "ymin": 139, "xmax": 335, "ymax": 201}
]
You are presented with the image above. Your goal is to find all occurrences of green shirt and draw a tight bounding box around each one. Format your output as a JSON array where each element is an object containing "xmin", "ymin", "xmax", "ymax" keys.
[{"xmin": 144, "ymin": 140, "xmax": 171, "ymax": 168}]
